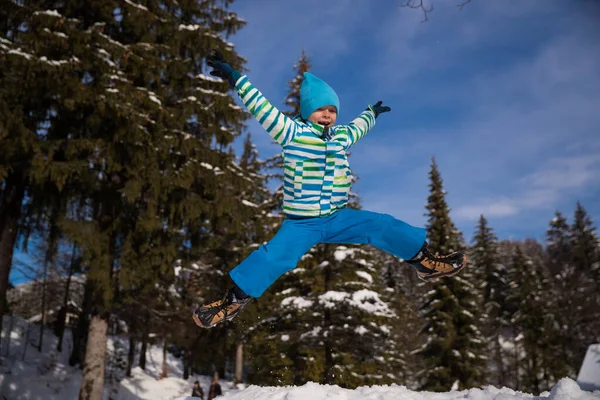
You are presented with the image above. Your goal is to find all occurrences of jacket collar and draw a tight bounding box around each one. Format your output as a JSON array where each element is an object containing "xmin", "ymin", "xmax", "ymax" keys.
[{"xmin": 295, "ymin": 116, "xmax": 327, "ymax": 137}]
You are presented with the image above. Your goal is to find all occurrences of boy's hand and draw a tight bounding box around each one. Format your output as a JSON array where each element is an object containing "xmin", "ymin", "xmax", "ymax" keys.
[
  {"xmin": 207, "ymin": 50, "xmax": 240, "ymax": 87},
  {"xmin": 371, "ymin": 101, "xmax": 391, "ymax": 118}
]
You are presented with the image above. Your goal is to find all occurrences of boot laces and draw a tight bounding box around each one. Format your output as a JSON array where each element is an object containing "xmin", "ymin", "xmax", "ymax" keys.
[{"xmin": 425, "ymin": 249, "xmax": 451, "ymax": 272}]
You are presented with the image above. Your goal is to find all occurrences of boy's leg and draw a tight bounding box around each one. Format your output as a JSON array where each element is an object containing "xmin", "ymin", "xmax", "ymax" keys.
[
  {"xmin": 322, "ymin": 208, "xmax": 466, "ymax": 280},
  {"xmin": 194, "ymin": 218, "xmax": 323, "ymax": 328},
  {"xmin": 323, "ymin": 208, "xmax": 426, "ymax": 261},
  {"xmin": 229, "ymin": 217, "xmax": 324, "ymax": 298}
]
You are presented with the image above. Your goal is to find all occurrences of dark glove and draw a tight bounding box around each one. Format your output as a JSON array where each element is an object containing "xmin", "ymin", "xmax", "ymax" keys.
[
  {"xmin": 369, "ymin": 101, "xmax": 391, "ymax": 118},
  {"xmin": 207, "ymin": 50, "xmax": 241, "ymax": 87}
]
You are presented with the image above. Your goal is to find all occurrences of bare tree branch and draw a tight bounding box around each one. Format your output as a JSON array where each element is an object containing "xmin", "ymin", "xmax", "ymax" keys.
[
  {"xmin": 400, "ymin": 0, "xmax": 434, "ymax": 22},
  {"xmin": 400, "ymin": 0, "xmax": 474, "ymax": 21},
  {"xmin": 458, "ymin": 0, "xmax": 472, "ymax": 11}
]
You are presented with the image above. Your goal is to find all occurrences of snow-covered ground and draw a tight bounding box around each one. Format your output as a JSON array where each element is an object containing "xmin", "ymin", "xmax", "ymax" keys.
[
  {"xmin": 211, "ymin": 378, "xmax": 598, "ymax": 400},
  {"xmin": 1, "ymin": 316, "xmax": 598, "ymax": 400},
  {"xmin": 0, "ymin": 316, "xmax": 237, "ymax": 399}
]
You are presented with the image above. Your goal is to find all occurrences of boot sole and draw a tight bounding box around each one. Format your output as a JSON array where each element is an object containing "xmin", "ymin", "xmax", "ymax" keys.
[
  {"xmin": 192, "ymin": 309, "xmax": 223, "ymax": 329},
  {"xmin": 418, "ymin": 254, "xmax": 468, "ymax": 281}
]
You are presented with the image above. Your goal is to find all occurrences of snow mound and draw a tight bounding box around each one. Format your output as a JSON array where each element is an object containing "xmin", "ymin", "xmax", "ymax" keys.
[{"xmin": 179, "ymin": 378, "xmax": 598, "ymax": 400}]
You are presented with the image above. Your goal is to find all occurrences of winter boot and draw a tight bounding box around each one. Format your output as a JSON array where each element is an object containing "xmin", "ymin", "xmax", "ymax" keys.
[
  {"xmin": 406, "ymin": 243, "xmax": 467, "ymax": 281},
  {"xmin": 193, "ymin": 286, "xmax": 251, "ymax": 328}
]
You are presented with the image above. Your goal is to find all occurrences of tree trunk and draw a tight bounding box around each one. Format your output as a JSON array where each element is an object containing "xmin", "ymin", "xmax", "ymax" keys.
[
  {"xmin": 183, "ymin": 351, "xmax": 190, "ymax": 380},
  {"xmin": 139, "ymin": 326, "xmax": 148, "ymax": 370},
  {"xmin": 235, "ymin": 343, "xmax": 243, "ymax": 384},
  {"xmin": 4, "ymin": 312, "xmax": 13, "ymax": 357},
  {"xmin": 57, "ymin": 244, "xmax": 76, "ymax": 353},
  {"xmin": 78, "ymin": 313, "xmax": 109, "ymax": 400},
  {"xmin": 126, "ymin": 334, "xmax": 136, "ymax": 377},
  {"xmin": 38, "ymin": 261, "xmax": 48, "ymax": 352},
  {"xmin": 159, "ymin": 338, "xmax": 168, "ymax": 379},
  {"xmin": 22, "ymin": 321, "xmax": 30, "ymax": 361},
  {"xmin": 322, "ymin": 248, "xmax": 334, "ymax": 384},
  {"xmin": 0, "ymin": 172, "xmax": 25, "ymax": 350},
  {"xmin": 70, "ymin": 279, "xmax": 93, "ymax": 367}
]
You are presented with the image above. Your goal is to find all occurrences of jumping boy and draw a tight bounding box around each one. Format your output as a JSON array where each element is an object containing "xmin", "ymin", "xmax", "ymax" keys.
[{"xmin": 193, "ymin": 51, "xmax": 467, "ymax": 328}]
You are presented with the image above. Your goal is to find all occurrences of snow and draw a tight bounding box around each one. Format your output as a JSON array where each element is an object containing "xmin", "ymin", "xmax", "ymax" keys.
[
  {"xmin": 1, "ymin": 316, "xmax": 598, "ymax": 399},
  {"xmin": 7, "ymin": 48, "xmax": 34, "ymax": 60},
  {"xmin": 179, "ymin": 24, "xmax": 201, "ymax": 31},
  {"xmin": 193, "ymin": 378, "xmax": 596, "ymax": 400},
  {"xmin": 318, "ymin": 290, "xmax": 394, "ymax": 317},
  {"xmin": 197, "ymin": 87, "xmax": 228, "ymax": 97},
  {"xmin": 242, "ymin": 199, "xmax": 258, "ymax": 208},
  {"xmin": 196, "ymin": 73, "xmax": 222, "ymax": 82},
  {"xmin": 43, "ymin": 28, "xmax": 68, "ymax": 39},
  {"xmin": 577, "ymin": 344, "xmax": 600, "ymax": 391},
  {"xmin": 148, "ymin": 93, "xmax": 162, "ymax": 105},
  {"xmin": 124, "ymin": 0, "xmax": 149, "ymax": 12},
  {"xmin": 334, "ymin": 246, "xmax": 353, "ymax": 261},
  {"xmin": 33, "ymin": 10, "xmax": 62, "ymax": 18},
  {"xmin": 355, "ymin": 270, "xmax": 373, "ymax": 283},
  {"xmin": 281, "ymin": 296, "xmax": 314, "ymax": 309},
  {"xmin": 0, "ymin": 316, "xmax": 236, "ymax": 400}
]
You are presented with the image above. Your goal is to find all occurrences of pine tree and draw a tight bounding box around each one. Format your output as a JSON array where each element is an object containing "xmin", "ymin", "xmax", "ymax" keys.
[
  {"xmin": 245, "ymin": 51, "xmax": 402, "ymax": 389},
  {"xmin": 245, "ymin": 51, "xmax": 312, "ymax": 386},
  {"xmin": 265, "ymin": 49, "xmax": 312, "ymax": 203},
  {"xmin": 376, "ymin": 251, "xmax": 424, "ymax": 388},
  {"xmin": 546, "ymin": 212, "xmax": 571, "ymax": 277},
  {"xmin": 3, "ymin": 0, "xmax": 250, "ymax": 397},
  {"xmin": 469, "ymin": 215, "xmax": 509, "ymax": 387},
  {"xmin": 506, "ymin": 240, "xmax": 558, "ymax": 392},
  {"xmin": 417, "ymin": 158, "xmax": 486, "ymax": 391},
  {"xmin": 567, "ymin": 203, "xmax": 599, "ymax": 373},
  {"xmin": 283, "ymin": 49, "xmax": 311, "ymax": 118},
  {"xmin": 546, "ymin": 209, "xmax": 597, "ymax": 377}
]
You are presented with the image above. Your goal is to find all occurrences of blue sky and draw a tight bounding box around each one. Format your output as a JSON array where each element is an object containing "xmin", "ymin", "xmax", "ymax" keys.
[
  {"xmin": 8, "ymin": 0, "xmax": 600, "ymax": 285},
  {"xmin": 228, "ymin": 0, "xmax": 600, "ymax": 242}
]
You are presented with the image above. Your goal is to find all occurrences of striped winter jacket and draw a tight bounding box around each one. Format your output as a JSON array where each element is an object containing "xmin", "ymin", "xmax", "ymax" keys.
[{"xmin": 234, "ymin": 75, "xmax": 377, "ymax": 217}]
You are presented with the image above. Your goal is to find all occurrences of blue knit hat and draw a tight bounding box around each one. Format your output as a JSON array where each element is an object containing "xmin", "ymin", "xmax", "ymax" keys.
[{"xmin": 300, "ymin": 72, "xmax": 340, "ymax": 120}]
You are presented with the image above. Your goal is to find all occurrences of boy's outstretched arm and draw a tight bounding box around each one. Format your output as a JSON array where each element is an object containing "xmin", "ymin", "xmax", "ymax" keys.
[
  {"xmin": 336, "ymin": 101, "xmax": 391, "ymax": 149},
  {"xmin": 207, "ymin": 50, "xmax": 299, "ymax": 147}
]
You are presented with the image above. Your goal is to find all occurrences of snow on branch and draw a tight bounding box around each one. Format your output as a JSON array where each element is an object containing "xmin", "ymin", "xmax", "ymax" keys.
[
  {"xmin": 123, "ymin": 0, "xmax": 149, "ymax": 12},
  {"xmin": 33, "ymin": 9, "xmax": 62, "ymax": 18},
  {"xmin": 179, "ymin": 24, "xmax": 201, "ymax": 31}
]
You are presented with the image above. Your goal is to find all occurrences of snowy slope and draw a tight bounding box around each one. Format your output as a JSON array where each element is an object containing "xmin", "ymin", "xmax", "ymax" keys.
[
  {"xmin": 0, "ymin": 316, "xmax": 237, "ymax": 399},
  {"xmin": 1, "ymin": 316, "xmax": 598, "ymax": 400}
]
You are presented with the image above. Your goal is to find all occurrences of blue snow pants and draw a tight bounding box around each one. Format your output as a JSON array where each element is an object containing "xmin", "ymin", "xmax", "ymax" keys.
[{"xmin": 229, "ymin": 208, "xmax": 427, "ymax": 298}]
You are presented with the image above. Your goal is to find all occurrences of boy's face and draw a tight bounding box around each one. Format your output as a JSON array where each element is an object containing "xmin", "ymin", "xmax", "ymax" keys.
[{"xmin": 308, "ymin": 105, "xmax": 337, "ymax": 128}]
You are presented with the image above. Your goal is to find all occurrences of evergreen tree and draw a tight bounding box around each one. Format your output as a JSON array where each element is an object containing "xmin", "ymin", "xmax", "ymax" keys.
[
  {"xmin": 282, "ymin": 50, "xmax": 311, "ymax": 118},
  {"xmin": 566, "ymin": 203, "xmax": 599, "ymax": 373},
  {"xmin": 541, "ymin": 212, "xmax": 572, "ymax": 380},
  {"xmin": 377, "ymin": 251, "xmax": 424, "ymax": 388},
  {"xmin": 3, "ymin": 0, "xmax": 249, "ymax": 397},
  {"xmin": 469, "ymin": 215, "xmax": 509, "ymax": 387},
  {"xmin": 544, "ymin": 210, "xmax": 581, "ymax": 378},
  {"xmin": 546, "ymin": 211, "xmax": 571, "ymax": 277},
  {"xmin": 506, "ymin": 240, "xmax": 558, "ymax": 392},
  {"xmin": 245, "ymin": 51, "xmax": 312, "ymax": 386},
  {"xmin": 416, "ymin": 158, "xmax": 486, "ymax": 391},
  {"xmin": 245, "ymin": 51, "xmax": 402, "ymax": 389},
  {"xmin": 265, "ymin": 49, "xmax": 312, "ymax": 203}
]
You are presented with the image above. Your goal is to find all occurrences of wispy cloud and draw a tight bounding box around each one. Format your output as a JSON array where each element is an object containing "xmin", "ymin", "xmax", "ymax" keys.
[{"xmin": 455, "ymin": 152, "xmax": 600, "ymax": 220}]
